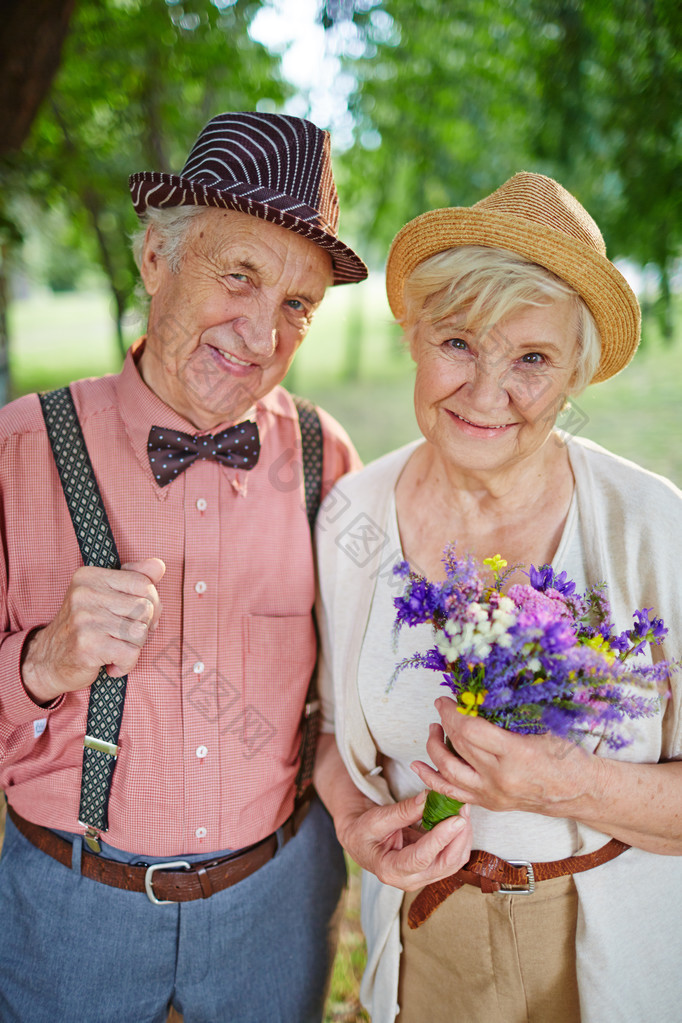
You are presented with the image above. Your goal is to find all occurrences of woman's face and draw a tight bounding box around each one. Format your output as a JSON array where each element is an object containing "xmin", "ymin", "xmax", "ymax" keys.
[{"xmin": 410, "ymin": 298, "xmax": 580, "ymax": 477}]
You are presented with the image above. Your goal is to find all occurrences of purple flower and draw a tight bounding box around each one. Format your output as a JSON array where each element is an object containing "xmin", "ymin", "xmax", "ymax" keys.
[
  {"xmin": 585, "ymin": 583, "xmax": 612, "ymax": 629},
  {"xmin": 538, "ymin": 619, "xmax": 576, "ymax": 654},
  {"xmin": 629, "ymin": 608, "xmax": 668, "ymax": 650},
  {"xmin": 507, "ymin": 583, "xmax": 574, "ymax": 625},
  {"xmin": 608, "ymin": 632, "xmax": 631, "ymax": 655},
  {"xmin": 393, "ymin": 547, "xmax": 674, "ymax": 751},
  {"xmin": 393, "ymin": 578, "xmax": 443, "ymax": 628},
  {"xmin": 529, "ymin": 564, "xmax": 576, "ymax": 597}
]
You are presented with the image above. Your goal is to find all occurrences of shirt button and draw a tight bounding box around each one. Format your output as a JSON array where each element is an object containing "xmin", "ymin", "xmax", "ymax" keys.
[
  {"xmin": 195, "ymin": 581, "xmax": 207, "ymax": 595},
  {"xmin": 195, "ymin": 826, "xmax": 207, "ymax": 839},
  {"xmin": 196, "ymin": 498, "xmax": 207, "ymax": 512},
  {"xmin": 195, "ymin": 745, "xmax": 208, "ymax": 759},
  {"xmin": 193, "ymin": 661, "xmax": 205, "ymax": 674}
]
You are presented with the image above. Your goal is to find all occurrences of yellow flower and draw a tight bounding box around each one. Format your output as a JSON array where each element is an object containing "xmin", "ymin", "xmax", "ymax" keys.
[
  {"xmin": 584, "ymin": 634, "xmax": 616, "ymax": 665},
  {"xmin": 457, "ymin": 690, "xmax": 487, "ymax": 716},
  {"xmin": 483, "ymin": 554, "xmax": 508, "ymax": 574}
]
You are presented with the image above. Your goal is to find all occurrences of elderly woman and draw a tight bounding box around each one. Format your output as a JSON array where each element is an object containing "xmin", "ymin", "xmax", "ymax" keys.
[{"xmin": 314, "ymin": 173, "xmax": 682, "ymax": 1023}]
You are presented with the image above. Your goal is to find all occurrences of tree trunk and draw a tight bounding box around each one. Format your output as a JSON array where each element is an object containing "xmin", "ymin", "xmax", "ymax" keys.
[{"xmin": 0, "ymin": 0, "xmax": 77, "ymax": 156}]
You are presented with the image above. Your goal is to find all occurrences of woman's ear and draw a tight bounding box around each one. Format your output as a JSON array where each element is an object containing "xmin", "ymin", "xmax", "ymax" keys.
[{"xmin": 139, "ymin": 225, "xmax": 164, "ymax": 297}]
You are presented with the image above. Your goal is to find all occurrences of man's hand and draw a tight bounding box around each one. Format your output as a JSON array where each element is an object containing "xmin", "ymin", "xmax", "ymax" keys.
[
  {"xmin": 336, "ymin": 791, "xmax": 472, "ymax": 891},
  {"xmin": 21, "ymin": 558, "xmax": 166, "ymax": 705}
]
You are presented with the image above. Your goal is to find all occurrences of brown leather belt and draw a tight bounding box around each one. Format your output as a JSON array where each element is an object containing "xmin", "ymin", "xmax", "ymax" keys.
[
  {"xmin": 7, "ymin": 798, "xmax": 311, "ymax": 905},
  {"xmin": 408, "ymin": 837, "xmax": 630, "ymax": 929}
]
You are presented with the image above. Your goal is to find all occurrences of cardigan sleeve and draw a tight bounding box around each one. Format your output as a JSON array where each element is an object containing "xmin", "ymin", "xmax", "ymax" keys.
[{"xmin": 569, "ymin": 436, "xmax": 682, "ymax": 759}]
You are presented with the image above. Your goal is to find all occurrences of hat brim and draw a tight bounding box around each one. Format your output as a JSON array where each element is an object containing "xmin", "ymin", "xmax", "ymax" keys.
[
  {"xmin": 130, "ymin": 172, "xmax": 368, "ymax": 285},
  {"xmin": 386, "ymin": 208, "xmax": 640, "ymax": 383}
]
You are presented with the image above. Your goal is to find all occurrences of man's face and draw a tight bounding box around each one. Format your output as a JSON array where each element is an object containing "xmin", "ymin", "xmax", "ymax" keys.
[{"xmin": 138, "ymin": 208, "xmax": 333, "ymax": 430}]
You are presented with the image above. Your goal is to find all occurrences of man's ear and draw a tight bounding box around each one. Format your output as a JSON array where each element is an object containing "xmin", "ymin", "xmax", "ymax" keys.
[{"xmin": 139, "ymin": 225, "xmax": 165, "ymax": 297}]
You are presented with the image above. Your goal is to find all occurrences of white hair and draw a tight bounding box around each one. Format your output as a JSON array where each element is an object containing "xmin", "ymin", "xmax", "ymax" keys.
[
  {"xmin": 402, "ymin": 245, "xmax": 602, "ymax": 394},
  {"xmin": 131, "ymin": 205, "xmax": 209, "ymax": 272}
]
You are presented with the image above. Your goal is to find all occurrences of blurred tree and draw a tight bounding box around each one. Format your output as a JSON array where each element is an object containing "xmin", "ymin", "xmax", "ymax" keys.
[
  {"xmin": 320, "ymin": 0, "xmax": 541, "ymax": 265},
  {"xmin": 0, "ymin": 0, "xmax": 76, "ymax": 156},
  {"xmin": 5, "ymin": 0, "xmax": 289, "ymax": 377},
  {"xmin": 0, "ymin": 0, "xmax": 77, "ymax": 404},
  {"xmin": 530, "ymin": 0, "xmax": 682, "ymax": 339}
]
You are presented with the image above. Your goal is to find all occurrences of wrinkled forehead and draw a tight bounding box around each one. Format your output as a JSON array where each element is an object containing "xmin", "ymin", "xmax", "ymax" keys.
[{"xmin": 185, "ymin": 207, "xmax": 333, "ymax": 284}]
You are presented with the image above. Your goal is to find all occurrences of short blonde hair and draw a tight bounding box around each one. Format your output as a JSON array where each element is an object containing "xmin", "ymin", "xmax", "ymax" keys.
[{"xmin": 402, "ymin": 245, "xmax": 601, "ymax": 394}]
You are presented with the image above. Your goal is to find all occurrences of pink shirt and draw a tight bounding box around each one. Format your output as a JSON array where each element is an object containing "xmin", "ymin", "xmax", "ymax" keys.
[{"xmin": 0, "ymin": 341, "xmax": 359, "ymax": 856}]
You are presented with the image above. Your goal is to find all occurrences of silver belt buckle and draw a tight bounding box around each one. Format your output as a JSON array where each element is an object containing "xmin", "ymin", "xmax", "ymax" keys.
[
  {"xmin": 494, "ymin": 858, "xmax": 535, "ymax": 895},
  {"xmin": 144, "ymin": 860, "xmax": 192, "ymax": 905}
]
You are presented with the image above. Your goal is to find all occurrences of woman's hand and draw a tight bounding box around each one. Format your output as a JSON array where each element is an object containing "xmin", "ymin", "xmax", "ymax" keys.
[
  {"xmin": 314, "ymin": 732, "xmax": 472, "ymax": 891},
  {"xmin": 412, "ymin": 696, "xmax": 600, "ymax": 818},
  {"xmin": 409, "ymin": 696, "xmax": 682, "ymax": 856},
  {"xmin": 336, "ymin": 792, "xmax": 472, "ymax": 891}
]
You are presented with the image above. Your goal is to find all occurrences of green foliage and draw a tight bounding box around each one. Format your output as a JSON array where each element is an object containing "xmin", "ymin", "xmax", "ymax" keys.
[
  {"xmin": 529, "ymin": 0, "xmax": 682, "ymax": 336},
  {"xmin": 325, "ymin": 0, "xmax": 537, "ymax": 261},
  {"xmin": 12, "ymin": 0, "xmax": 290, "ymax": 355}
]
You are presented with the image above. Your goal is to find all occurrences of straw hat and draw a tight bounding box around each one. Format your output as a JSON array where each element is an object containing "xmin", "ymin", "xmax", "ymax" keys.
[
  {"xmin": 385, "ymin": 172, "xmax": 640, "ymax": 383},
  {"xmin": 130, "ymin": 111, "xmax": 367, "ymax": 286}
]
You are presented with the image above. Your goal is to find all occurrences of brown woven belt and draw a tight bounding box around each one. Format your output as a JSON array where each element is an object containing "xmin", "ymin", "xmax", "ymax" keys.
[
  {"xmin": 7, "ymin": 799, "xmax": 311, "ymax": 905},
  {"xmin": 408, "ymin": 837, "xmax": 630, "ymax": 929}
]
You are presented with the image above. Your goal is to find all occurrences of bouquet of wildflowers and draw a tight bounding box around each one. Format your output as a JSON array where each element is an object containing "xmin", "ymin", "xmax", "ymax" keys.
[{"xmin": 392, "ymin": 548, "xmax": 673, "ymax": 830}]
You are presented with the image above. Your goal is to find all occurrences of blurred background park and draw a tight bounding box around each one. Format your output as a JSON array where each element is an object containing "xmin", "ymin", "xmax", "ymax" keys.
[{"xmin": 1, "ymin": 1, "xmax": 680, "ymax": 1020}]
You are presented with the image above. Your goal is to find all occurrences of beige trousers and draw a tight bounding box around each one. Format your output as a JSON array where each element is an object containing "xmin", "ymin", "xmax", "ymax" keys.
[{"xmin": 398, "ymin": 873, "xmax": 580, "ymax": 1023}]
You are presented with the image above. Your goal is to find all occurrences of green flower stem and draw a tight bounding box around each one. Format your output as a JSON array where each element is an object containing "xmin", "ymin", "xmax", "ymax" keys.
[{"xmin": 421, "ymin": 790, "xmax": 464, "ymax": 831}]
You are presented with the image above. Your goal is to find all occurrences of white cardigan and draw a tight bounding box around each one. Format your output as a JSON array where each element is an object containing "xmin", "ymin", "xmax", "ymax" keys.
[{"xmin": 316, "ymin": 435, "xmax": 682, "ymax": 1023}]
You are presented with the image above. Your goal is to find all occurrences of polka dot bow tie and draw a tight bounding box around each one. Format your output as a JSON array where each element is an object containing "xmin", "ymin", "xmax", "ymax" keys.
[{"xmin": 147, "ymin": 421, "xmax": 260, "ymax": 487}]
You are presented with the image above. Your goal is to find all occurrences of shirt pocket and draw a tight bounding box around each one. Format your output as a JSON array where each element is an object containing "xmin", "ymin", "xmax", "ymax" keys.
[{"xmin": 242, "ymin": 614, "xmax": 316, "ymax": 767}]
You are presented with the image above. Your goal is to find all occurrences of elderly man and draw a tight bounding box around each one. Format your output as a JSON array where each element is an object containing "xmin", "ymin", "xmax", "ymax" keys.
[{"xmin": 0, "ymin": 112, "xmax": 366, "ymax": 1023}]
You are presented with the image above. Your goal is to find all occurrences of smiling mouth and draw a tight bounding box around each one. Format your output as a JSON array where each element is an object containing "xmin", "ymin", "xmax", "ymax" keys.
[
  {"xmin": 452, "ymin": 412, "xmax": 512, "ymax": 430},
  {"xmin": 209, "ymin": 345, "xmax": 257, "ymax": 369}
]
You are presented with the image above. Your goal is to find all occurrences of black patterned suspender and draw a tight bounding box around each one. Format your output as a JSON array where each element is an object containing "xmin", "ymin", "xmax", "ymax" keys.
[
  {"xmin": 39, "ymin": 386, "xmax": 325, "ymax": 843},
  {"xmin": 39, "ymin": 387, "xmax": 126, "ymax": 850},
  {"xmin": 291, "ymin": 395, "xmax": 324, "ymax": 805}
]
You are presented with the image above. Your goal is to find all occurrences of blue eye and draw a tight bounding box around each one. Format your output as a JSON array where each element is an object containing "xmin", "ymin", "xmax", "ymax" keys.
[
  {"xmin": 446, "ymin": 338, "xmax": 469, "ymax": 351},
  {"xmin": 287, "ymin": 299, "xmax": 304, "ymax": 311}
]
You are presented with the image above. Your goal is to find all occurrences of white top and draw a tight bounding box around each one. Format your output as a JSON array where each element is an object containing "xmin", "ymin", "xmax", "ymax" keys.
[
  {"xmin": 316, "ymin": 435, "xmax": 682, "ymax": 1023},
  {"xmin": 354, "ymin": 490, "xmax": 617, "ymax": 863}
]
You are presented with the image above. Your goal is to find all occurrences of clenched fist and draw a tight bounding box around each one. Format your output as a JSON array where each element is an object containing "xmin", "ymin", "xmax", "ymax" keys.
[{"xmin": 21, "ymin": 558, "xmax": 166, "ymax": 706}]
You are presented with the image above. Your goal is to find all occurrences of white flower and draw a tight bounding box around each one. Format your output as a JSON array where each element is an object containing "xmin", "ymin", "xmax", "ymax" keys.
[
  {"xmin": 472, "ymin": 637, "xmax": 492, "ymax": 658},
  {"xmin": 468, "ymin": 602, "xmax": 488, "ymax": 624}
]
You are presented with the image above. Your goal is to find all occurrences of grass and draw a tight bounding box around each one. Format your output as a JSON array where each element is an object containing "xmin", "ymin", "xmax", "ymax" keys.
[{"xmin": 325, "ymin": 858, "xmax": 371, "ymax": 1023}]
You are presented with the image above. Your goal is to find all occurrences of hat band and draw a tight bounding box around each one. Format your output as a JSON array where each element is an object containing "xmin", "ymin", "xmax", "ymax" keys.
[{"xmin": 175, "ymin": 176, "xmax": 335, "ymax": 234}]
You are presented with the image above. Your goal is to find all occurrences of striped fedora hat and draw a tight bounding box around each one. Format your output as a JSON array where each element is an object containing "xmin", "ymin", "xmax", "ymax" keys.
[{"xmin": 129, "ymin": 111, "xmax": 367, "ymax": 285}]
